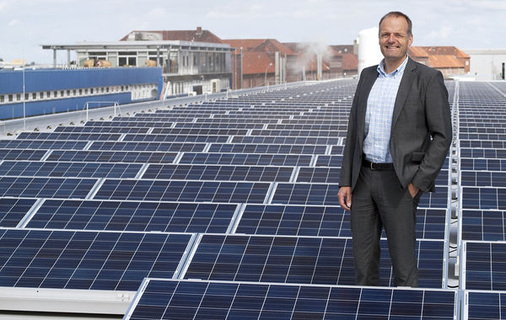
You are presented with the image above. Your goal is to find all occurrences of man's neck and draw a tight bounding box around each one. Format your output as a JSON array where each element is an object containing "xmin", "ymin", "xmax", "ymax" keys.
[{"xmin": 384, "ymin": 56, "xmax": 408, "ymax": 74}]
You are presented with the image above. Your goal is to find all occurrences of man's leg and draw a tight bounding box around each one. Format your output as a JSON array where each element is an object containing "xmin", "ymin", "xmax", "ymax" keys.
[
  {"xmin": 350, "ymin": 168, "xmax": 383, "ymax": 286},
  {"xmin": 374, "ymin": 170, "xmax": 419, "ymax": 287}
]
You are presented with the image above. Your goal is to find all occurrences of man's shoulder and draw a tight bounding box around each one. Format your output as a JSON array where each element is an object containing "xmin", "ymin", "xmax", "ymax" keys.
[
  {"xmin": 408, "ymin": 58, "xmax": 440, "ymax": 76},
  {"xmin": 362, "ymin": 64, "xmax": 379, "ymax": 73},
  {"xmin": 358, "ymin": 65, "xmax": 379, "ymax": 81}
]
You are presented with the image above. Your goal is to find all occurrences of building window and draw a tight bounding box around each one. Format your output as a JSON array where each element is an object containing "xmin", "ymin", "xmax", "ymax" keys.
[{"xmin": 119, "ymin": 53, "xmax": 137, "ymax": 67}]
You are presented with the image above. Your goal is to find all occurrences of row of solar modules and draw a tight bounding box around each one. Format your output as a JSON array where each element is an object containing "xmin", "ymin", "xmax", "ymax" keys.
[
  {"xmin": 0, "ymin": 79, "xmax": 471, "ymax": 319},
  {"xmin": 454, "ymin": 81, "xmax": 506, "ymax": 319}
]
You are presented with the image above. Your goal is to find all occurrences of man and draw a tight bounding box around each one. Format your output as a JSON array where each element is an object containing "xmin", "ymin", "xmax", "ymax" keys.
[{"xmin": 338, "ymin": 11, "xmax": 452, "ymax": 287}]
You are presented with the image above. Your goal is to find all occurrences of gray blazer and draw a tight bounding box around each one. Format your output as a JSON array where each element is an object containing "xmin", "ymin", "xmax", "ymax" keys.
[{"xmin": 339, "ymin": 57, "xmax": 453, "ymax": 192}]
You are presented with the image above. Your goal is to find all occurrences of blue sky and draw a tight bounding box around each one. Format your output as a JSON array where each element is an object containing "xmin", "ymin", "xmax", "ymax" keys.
[{"xmin": 1, "ymin": 0, "xmax": 506, "ymax": 64}]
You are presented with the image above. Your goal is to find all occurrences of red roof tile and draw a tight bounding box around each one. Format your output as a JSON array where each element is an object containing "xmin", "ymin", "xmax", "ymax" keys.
[
  {"xmin": 242, "ymin": 52, "xmax": 275, "ymax": 75},
  {"xmin": 409, "ymin": 46, "xmax": 469, "ymax": 69}
]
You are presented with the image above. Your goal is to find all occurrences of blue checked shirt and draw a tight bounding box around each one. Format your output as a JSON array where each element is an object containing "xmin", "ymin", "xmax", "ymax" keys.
[{"xmin": 363, "ymin": 57, "xmax": 408, "ymax": 163}]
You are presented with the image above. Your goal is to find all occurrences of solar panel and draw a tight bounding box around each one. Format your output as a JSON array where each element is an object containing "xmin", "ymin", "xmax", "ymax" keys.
[
  {"xmin": 55, "ymin": 126, "xmax": 151, "ymax": 134},
  {"xmin": 208, "ymin": 143, "xmax": 328, "ymax": 155},
  {"xmin": 296, "ymin": 167, "xmax": 340, "ymax": 183},
  {"xmin": 46, "ymin": 150, "xmax": 179, "ymax": 163},
  {"xmin": 89, "ymin": 141, "xmax": 207, "ymax": 152},
  {"xmin": 178, "ymin": 152, "xmax": 313, "ymax": 166},
  {"xmin": 461, "ymin": 209, "xmax": 506, "ymax": 241},
  {"xmin": 462, "ymin": 187, "xmax": 506, "ymax": 210},
  {"xmin": 418, "ymin": 186, "xmax": 449, "ymax": 208},
  {"xmin": 460, "ymin": 140, "xmax": 506, "ymax": 149},
  {"xmin": 183, "ymin": 234, "xmax": 446, "ymax": 288},
  {"xmin": 196, "ymin": 118, "xmax": 281, "ymax": 124},
  {"xmin": 231, "ymin": 136, "xmax": 341, "ymax": 145},
  {"xmin": 122, "ymin": 134, "xmax": 230, "ymax": 143},
  {"xmin": 17, "ymin": 132, "xmax": 122, "ymax": 141},
  {"xmin": 235, "ymin": 205, "xmax": 446, "ymax": 240},
  {"xmin": 235, "ymin": 204, "xmax": 351, "ymax": 237},
  {"xmin": 0, "ymin": 177, "xmax": 97, "ymax": 198},
  {"xmin": 124, "ymin": 279, "xmax": 457, "ymax": 320},
  {"xmin": 461, "ymin": 171, "xmax": 506, "ymax": 187},
  {"xmin": 0, "ymin": 161, "xmax": 143, "ymax": 179},
  {"xmin": 271, "ymin": 183, "xmax": 339, "ymax": 206},
  {"xmin": 460, "ymin": 158, "xmax": 506, "ymax": 171},
  {"xmin": 0, "ymin": 198, "xmax": 37, "ymax": 227},
  {"xmin": 0, "ymin": 229, "xmax": 192, "ymax": 291},
  {"xmin": 141, "ymin": 164, "xmax": 294, "ymax": 182},
  {"xmin": 26, "ymin": 199, "xmax": 237, "ymax": 233},
  {"xmin": 460, "ymin": 148, "xmax": 506, "ymax": 159},
  {"xmin": 463, "ymin": 241, "xmax": 506, "ymax": 291},
  {"xmin": 315, "ymin": 155, "xmax": 342, "ymax": 167},
  {"xmin": 459, "ymin": 133, "xmax": 506, "ymax": 140},
  {"xmin": 251, "ymin": 129, "xmax": 341, "ymax": 137},
  {"xmin": 0, "ymin": 149, "xmax": 47, "ymax": 161},
  {"xmin": 0, "ymin": 139, "xmax": 87, "ymax": 150},
  {"xmin": 464, "ymin": 291, "xmax": 506, "ymax": 320},
  {"xmin": 86, "ymin": 120, "xmax": 175, "ymax": 128},
  {"xmin": 94, "ymin": 179, "xmax": 271, "ymax": 203},
  {"xmin": 175, "ymin": 122, "xmax": 265, "ymax": 129}
]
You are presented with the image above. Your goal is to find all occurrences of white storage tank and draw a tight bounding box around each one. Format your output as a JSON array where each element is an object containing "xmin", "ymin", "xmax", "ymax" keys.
[{"xmin": 357, "ymin": 27, "xmax": 383, "ymax": 75}]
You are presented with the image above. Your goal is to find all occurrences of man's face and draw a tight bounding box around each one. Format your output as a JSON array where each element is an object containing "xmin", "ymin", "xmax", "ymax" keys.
[{"xmin": 379, "ymin": 15, "xmax": 413, "ymax": 63}]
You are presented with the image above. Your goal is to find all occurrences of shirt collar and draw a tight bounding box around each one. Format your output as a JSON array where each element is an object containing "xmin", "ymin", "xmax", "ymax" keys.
[{"xmin": 377, "ymin": 56, "xmax": 409, "ymax": 78}]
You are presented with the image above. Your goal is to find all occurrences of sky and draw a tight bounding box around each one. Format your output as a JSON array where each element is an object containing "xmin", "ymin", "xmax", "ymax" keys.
[{"xmin": 1, "ymin": 0, "xmax": 506, "ymax": 64}]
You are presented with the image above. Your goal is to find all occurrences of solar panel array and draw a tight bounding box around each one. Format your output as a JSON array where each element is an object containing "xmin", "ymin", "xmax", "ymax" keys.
[
  {"xmin": 1, "ymin": 78, "xmax": 503, "ymax": 319},
  {"xmin": 456, "ymin": 81, "xmax": 506, "ymax": 318}
]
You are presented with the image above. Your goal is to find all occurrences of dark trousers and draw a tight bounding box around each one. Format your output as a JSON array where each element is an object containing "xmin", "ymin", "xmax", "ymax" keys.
[{"xmin": 350, "ymin": 165, "xmax": 420, "ymax": 287}]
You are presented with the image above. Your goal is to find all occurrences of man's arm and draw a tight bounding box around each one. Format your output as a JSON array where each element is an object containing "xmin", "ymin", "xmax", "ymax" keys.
[{"xmin": 411, "ymin": 70, "xmax": 453, "ymax": 191}]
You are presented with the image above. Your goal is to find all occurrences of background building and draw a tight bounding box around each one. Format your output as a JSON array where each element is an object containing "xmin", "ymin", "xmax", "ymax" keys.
[
  {"xmin": 43, "ymin": 28, "xmax": 233, "ymax": 97},
  {"xmin": 409, "ymin": 46, "xmax": 470, "ymax": 79},
  {"xmin": 463, "ymin": 49, "xmax": 506, "ymax": 80}
]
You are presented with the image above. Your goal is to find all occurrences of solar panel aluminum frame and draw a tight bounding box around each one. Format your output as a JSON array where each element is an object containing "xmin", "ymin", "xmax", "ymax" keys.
[{"xmin": 0, "ymin": 286, "xmax": 134, "ymax": 316}]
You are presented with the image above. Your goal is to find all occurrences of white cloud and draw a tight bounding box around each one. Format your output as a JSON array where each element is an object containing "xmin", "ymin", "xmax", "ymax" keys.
[
  {"xmin": 470, "ymin": 0, "xmax": 506, "ymax": 10},
  {"xmin": 8, "ymin": 19, "xmax": 19, "ymax": 26}
]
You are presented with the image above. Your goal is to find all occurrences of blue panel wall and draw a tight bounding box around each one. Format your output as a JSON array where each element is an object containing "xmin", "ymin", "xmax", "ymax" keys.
[
  {"xmin": 0, "ymin": 93, "xmax": 131, "ymax": 119},
  {"xmin": 0, "ymin": 68, "xmax": 162, "ymax": 94}
]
